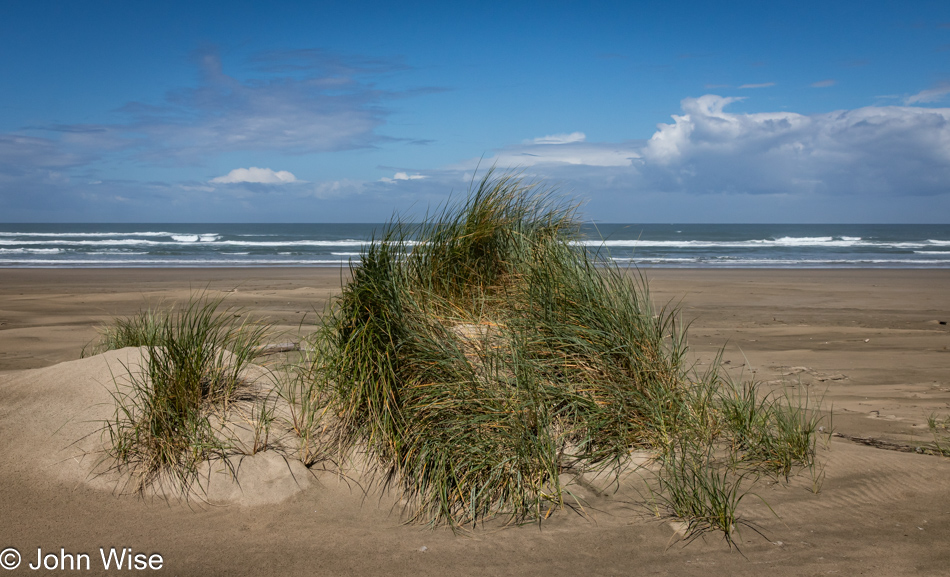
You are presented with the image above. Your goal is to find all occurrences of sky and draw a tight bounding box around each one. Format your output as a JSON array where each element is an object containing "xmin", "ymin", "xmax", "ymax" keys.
[{"xmin": 1, "ymin": 0, "xmax": 949, "ymax": 223}]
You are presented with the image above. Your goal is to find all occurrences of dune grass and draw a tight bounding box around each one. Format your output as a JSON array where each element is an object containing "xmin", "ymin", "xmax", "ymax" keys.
[
  {"xmin": 651, "ymin": 442, "xmax": 757, "ymax": 548},
  {"xmin": 718, "ymin": 379, "xmax": 824, "ymax": 479},
  {"xmin": 927, "ymin": 414, "xmax": 950, "ymax": 456},
  {"xmin": 310, "ymin": 171, "xmax": 825, "ymax": 532},
  {"xmin": 104, "ymin": 296, "xmax": 271, "ymax": 493},
  {"xmin": 89, "ymin": 171, "xmax": 826, "ymax": 540},
  {"xmin": 83, "ymin": 305, "xmax": 164, "ymax": 357},
  {"xmin": 277, "ymin": 345, "xmax": 332, "ymax": 467},
  {"xmin": 645, "ymin": 377, "xmax": 823, "ymax": 546}
]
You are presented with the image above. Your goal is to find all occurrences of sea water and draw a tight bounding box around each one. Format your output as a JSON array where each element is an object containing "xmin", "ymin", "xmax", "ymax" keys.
[{"xmin": 0, "ymin": 223, "xmax": 948, "ymax": 268}]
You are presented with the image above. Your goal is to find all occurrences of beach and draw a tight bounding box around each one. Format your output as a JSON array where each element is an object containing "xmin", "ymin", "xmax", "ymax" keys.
[{"xmin": 1, "ymin": 267, "xmax": 949, "ymax": 575}]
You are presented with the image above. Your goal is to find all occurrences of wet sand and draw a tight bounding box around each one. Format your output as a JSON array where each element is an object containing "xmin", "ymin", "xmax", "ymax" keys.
[{"xmin": 1, "ymin": 267, "xmax": 948, "ymax": 576}]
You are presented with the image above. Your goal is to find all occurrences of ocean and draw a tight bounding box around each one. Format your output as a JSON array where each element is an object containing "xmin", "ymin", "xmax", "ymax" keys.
[{"xmin": 1, "ymin": 223, "xmax": 948, "ymax": 268}]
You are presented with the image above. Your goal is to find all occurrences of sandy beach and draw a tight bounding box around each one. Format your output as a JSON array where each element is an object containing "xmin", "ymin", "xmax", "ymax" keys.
[{"xmin": 1, "ymin": 267, "xmax": 949, "ymax": 576}]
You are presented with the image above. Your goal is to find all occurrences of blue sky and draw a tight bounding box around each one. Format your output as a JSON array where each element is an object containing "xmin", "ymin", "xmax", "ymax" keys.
[{"xmin": 1, "ymin": 0, "xmax": 949, "ymax": 223}]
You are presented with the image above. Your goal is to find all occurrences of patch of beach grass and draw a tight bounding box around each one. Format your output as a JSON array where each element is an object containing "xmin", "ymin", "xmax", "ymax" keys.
[
  {"xmin": 307, "ymin": 170, "xmax": 826, "ymax": 533},
  {"xmin": 104, "ymin": 296, "xmax": 271, "ymax": 493},
  {"xmin": 927, "ymin": 413, "xmax": 950, "ymax": 456},
  {"xmin": 83, "ymin": 305, "xmax": 164, "ymax": 357},
  {"xmin": 277, "ymin": 344, "xmax": 332, "ymax": 467},
  {"xmin": 718, "ymin": 379, "xmax": 825, "ymax": 479},
  {"xmin": 90, "ymin": 172, "xmax": 827, "ymax": 537},
  {"xmin": 649, "ymin": 442, "xmax": 760, "ymax": 548}
]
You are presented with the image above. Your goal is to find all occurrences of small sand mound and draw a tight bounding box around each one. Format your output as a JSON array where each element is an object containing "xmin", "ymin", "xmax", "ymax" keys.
[{"xmin": 0, "ymin": 347, "xmax": 313, "ymax": 506}]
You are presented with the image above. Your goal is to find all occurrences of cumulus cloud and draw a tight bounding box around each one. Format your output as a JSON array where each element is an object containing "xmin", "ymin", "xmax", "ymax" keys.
[
  {"xmin": 210, "ymin": 167, "xmax": 298, "ymax": 184},
  {"xmin": 640, "ymin": 95, "xmax": 950, "ymax": 196},
  {"xmin": 420, "ymin": 95, "xmax": 950, "ymax": 211}
]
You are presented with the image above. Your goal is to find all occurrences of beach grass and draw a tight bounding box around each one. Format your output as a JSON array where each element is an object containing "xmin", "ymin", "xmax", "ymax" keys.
[
  {"xmin": 310, "ymin": 171, "xmax": 825, "ymax": 532},
  {"xmin": 719, "ymin": 379, "xmax": 824, "ymax": 479},
  {"xmin": 927, "ymin": 413, "xmax": 950, "ymax": 456},
  {"xmin": 103, "ymin": 296, "xmax": 271, "ymax": 492},
  {"xmin": 650, "ymin": 442, "xmax": 755, "ymax": 548},
  {"xmin": 90, "ymin": 171, "xmax": 826, "ymax": 539},
  {"xmin": 83, "ymin": 305, "xmax": 165, "ymax": 357},
  {"xmin": 278, "ymin": 344, "xmax": 332, "ymax": 467}
]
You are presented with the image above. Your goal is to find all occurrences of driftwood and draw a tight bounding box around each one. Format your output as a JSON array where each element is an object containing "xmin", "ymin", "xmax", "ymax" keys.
[
  {"xmin": 252, "ymin": 342, "xmax": 300, "ymax": 355},
  {"xmin": 833, "ymin": 432, "xmax": 946, "ymax": 456}
]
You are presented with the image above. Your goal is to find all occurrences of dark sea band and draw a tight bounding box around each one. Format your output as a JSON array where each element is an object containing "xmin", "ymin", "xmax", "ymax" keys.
[{"xmin": 1, "ymin": 223, "xmax": 948, "ymax": 268}]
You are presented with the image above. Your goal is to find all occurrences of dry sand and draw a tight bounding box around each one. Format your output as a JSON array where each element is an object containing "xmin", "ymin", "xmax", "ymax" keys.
[{"xmin": 1, "ymin": 267, "xmax": 949, "ymax": 576}]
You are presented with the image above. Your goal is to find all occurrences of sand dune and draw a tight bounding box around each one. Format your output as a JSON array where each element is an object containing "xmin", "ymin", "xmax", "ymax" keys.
[{"xmin": 0, "ymin": 347, "xmax": 315, "ymax": 507}]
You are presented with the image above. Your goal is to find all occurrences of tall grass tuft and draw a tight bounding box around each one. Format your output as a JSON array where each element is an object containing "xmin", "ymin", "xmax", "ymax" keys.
[
  {"xmin": 83, "ymin": 306, "xmax": 164, "ymax": 357},
  {"xmin": 313, "ymin": 171, "xmax": 721, "ymax": 528},
  {"xmin": 105, "ymin": 296, "xmax": 270, "ymax": 493},
  {"xmin": 927, "ymin": 413, "xmax": 950, "ymax": 456},
  {"xmin": 279, "ymin": 343, "xmax": 332, "ymax": 467},
  {"xmin": 651, "ymin": 442, "xmax": 757, "ymax": 548},
  {"xmin": 719, "ymin": 379, "xmax": 824, "ymax": 479}
]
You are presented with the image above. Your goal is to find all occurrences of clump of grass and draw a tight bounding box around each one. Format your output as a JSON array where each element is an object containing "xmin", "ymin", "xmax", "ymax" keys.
[
  {"xmin": 83, "ymin": 305, "xmax": 164, "ymax": 357},
  {"xmin": 650, "ymin": 442, "xmax": 761, "ymax": 548},
  {"xmin": 105, "ymin": 296, "xmax": 270, "ymax": 493},
  {"xmin": 149, "ymin": 169, "xmax": 827, "ymax": 545},
  {"xmin": 719, "ymin": 380, "xmax": 824, "ymax": 479},
  {"xmin": 645, "ymin": 374, "xmax": 823, "ymax": 546},
  {"xmin": 278, "ymin": 344, "xmax": 332, "ymax": 467},
  {"xmin": 927, "ymin": 414, "xmax": 950, "ymax": 456},
  {"xmin": 312, "ymin": 171, "xmax": 733, "ymax": 528}
]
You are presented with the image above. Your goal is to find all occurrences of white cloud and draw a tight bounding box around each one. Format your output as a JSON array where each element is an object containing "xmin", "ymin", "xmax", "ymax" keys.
[
  {"xmin": 905, "ymin": 85, "xmax": 950, "ymax": 105},
  {"xmin": 527, "ymin": 132, "xmax": 586, "ymax": 145},
  {"xmin": 640, "ymin": 95, "xmax": 950, "ymax": 196},
  {"xmin": 379, "ymin": 172, "xmax": 427, "ymax": 183},
  {"xmin": 210, "ymin": 167, "xmax": 298, "ymax": 184},
  {"xmin": 811, "ymin": 79, "xmax": 836, "ymax": 88},
  {"xmin": 493, "ymin": 144, "xmax": 637, "ymax": 167},
  {"xmin": 738, "ymin": 82, "xmax": 776, "ymax": 89},
  {"xmin": 459, "ymin": 133, "xmax": 637, "ymax": 170},
  {"xmin": 394, "ymin": 172, "xmax": 426, "ymax": 180},
  {"xmin": 431, "ymin": 95, "xmax": 950, "ymax": 207},
  {"xmin": 644, "ymin": 95, "xmax": 767, "ymax": 165}
]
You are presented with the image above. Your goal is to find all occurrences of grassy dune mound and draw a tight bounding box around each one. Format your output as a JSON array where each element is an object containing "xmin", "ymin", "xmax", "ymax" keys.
[
  {"xmin": 94, "ymin": 297, "xmax": 275, "ymax": 493},
  {"xmin": 95, "ymin": 173, "xmax": 824, "ymax": 543},
  {"xmin": 314, "ymin": 172, "xmax": 822, "ymax": 533}
]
